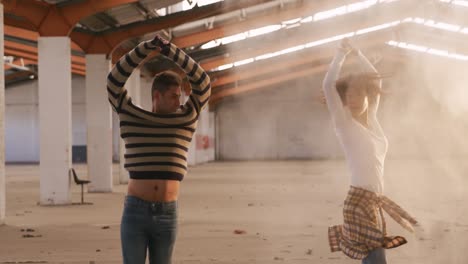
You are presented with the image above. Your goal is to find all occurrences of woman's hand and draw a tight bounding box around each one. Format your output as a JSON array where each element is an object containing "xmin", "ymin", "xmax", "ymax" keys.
[{"xmin": 339, "ymin": 38, "xmax": 359, "ymax": 55}]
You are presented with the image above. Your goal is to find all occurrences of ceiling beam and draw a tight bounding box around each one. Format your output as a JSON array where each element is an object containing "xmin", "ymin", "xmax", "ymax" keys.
[
  {"xmin": 106, "ymin": 0, "xmax": 274, "ymax": 59},
  {"xmin": 5, "ymin": 70, "xmax": 36, "ymax": 82},
  {"xmin": 134, "ymin": 2, "xmax": 154, "ymax": 19},
  {"xmin": 4, "ymin": 40, "xmax": 86, "ymax": 66},
  {"xmin": 210, "ymin": 20, "xmax": 468, "ymax": 90},
  {"xmin": 210, "ymin": 53, "xmax": 406, "ymax": 105},
  {"xmin": 4, "ymin": 25, "xmax": 84, "ymax": 51},
  {"xmin": 211, "ymin": 48, "xmax": 333, "ymax": 89},
  {"xmin": 396, "ymin": 23, "xmax": 468, "ymax": 54},
  {"xmin": 172, "ymin": 0, "xmax": 425, "ymax": 50},
  {"xmin": 209, "ymin": 30, "xmax": 395, "ymax": 103},
  {"xmin": 4, "ymin": 58, "xmax": 36, "ymax": 71},
  {"xmin": 199, "ymin": 1, "xmax": 412, "ymax": 71},
  {"xmin": 2, "ymin": 0, "xmax": 141, "ymax": 35},
  {"xmin": 210, "ymin": 63, "xmax": 329, "ymax": 104},
  {"xmin": 93, "ymin": 12, "xmax": 120, "ymax": 29},
  {"xmin": 173, "ymin": 0, "xmax": 348, "ymax": 48},
  {"xmin": 4, "ymin": 60, "xmax": 85, "ymax": 76},
  {"xmin": 211, "ymin": 50, "xmax": 406, "ymax": 105},
  {"xmin": 4, "ymin": 14, "xmax": 37, "ymax": 31}
]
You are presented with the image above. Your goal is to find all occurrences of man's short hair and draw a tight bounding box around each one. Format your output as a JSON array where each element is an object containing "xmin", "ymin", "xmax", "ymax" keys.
[{"xmin": 151, "ymin": 70, "xmax": 182, "ymax": 95}]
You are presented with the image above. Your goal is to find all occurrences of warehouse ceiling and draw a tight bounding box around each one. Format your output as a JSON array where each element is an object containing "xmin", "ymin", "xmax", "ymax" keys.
[{"xmin": 3, "ymin": 0, "xmax": 468, "ymax": 104}]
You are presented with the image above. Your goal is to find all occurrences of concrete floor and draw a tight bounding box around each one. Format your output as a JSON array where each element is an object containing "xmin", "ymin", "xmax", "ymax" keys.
[{"xmin": 1, "ymin": 159, "xmax": 468, "ymax": 263}]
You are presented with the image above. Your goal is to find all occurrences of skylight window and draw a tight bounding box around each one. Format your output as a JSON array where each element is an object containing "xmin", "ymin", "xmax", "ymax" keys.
[
  {"xmin": 201, "ymin": 0, "xmax": 399, "ymax": 50},
  {"xmin": 387, "ymin": 41, "xmax": 468, "ymax": 61},
  {"xmin": 440, "ymin": 0, "xmax": 468, "ymax": 7},
  {"xmin": 211, "ymin": 16, "xmax": 468, "ymax": 72},
  {"xmin": 182, "ymin": 0, "xmax": 225, "ymax": 10}
]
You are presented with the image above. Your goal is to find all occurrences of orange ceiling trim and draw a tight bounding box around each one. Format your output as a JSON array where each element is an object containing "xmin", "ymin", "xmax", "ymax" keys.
[
  {"xmin": 4, "ymin": 39, "xmax": 86, "ymax": 66},
  {"xmin": 4, "ymin": 15, "xmax": 37, "ymax": 31},
  {"xmin": 110, "ymin": 47, "xmax": 128, "ymax": 64},
  {"xmin": 72, "ymin": 69, "xmax": 86, "ymax": 76},
  {"xmin": 5, "ymin": 70, "xmax": 35, "ymax": 81},
  {"xmin": 71, "ymin": 55, "xmax": 86, "ymax": 65},
  {"xmin": 4, "ymin": 39, "xmax": 38, "ymax": 53},
  {"xmin": 36, "ymin": 6, "xmax": 73, "ymax": 36},
  {"xmin": 4, "ymin": 25, "xmax": 84, "ymax": 51},
  {"xmin": 4, "ymin": 25, "xmax": 39, "ymax": 41},
  {"xmin": 2, "ymin": 0, "xmax": 50, "ymax": 31},
  {"xmin": 4, "ymin": 48, "xmax": 38, "ymax": 61},
  {"xmin": 68, "ymin": 30, "xmax": 100, "ymax": 53},
  {"xmin": 4, "ymin": 58, "xmax": 85, "ymax": 72},
  {"xmin": 72, "ymin": 64, "xmax": 86, "ymax": 71}
]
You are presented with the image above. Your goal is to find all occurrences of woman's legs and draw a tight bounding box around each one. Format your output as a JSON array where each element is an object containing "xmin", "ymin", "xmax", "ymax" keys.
[{"xmin": 362, "ymin": 248, "xmax": 387, "ymax": 264}]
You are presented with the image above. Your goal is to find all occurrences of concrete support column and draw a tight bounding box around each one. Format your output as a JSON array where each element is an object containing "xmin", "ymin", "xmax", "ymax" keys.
[
  {"xmin": 194, "ymin": 108, "xmax": 215, "ymax": 164},
  {"xmin": 85, "ymin": 54, "xmax": 112, "ymax": 192},
  {"xmin": 0, "ymin": 3, "xmax": 6, "ymax": 224},
  {"xmin": 208, "ymin": 111, "xmax": 215, "ymax": 162},
  {"xmin": 38, "ymin": 37, "xmax": 72, "ymax": 205},
  {"xmin": 119, "ymin": 69, "xmax": 141, "ymax": 184}
]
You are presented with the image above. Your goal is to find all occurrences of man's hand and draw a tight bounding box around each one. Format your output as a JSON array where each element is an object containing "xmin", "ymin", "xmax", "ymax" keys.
[{"xmin": 151, "ymin": 34, "xmax": 170, "ymax": 49}]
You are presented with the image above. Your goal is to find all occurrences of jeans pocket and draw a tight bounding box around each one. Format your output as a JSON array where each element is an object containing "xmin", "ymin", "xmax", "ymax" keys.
[{"xmin": 158, "ymin": 210, "xmax": 177, "ymax": 228}]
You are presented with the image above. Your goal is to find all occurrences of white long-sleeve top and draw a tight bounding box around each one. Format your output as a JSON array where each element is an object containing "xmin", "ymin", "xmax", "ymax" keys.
[{"xmin": 322, "ymin": 49, "xmax": 388, "ymax": 194}]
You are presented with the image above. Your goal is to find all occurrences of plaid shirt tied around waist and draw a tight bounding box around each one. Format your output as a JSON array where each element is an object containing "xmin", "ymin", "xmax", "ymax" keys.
[{"xmin": 328, "ymin": 186, "xmax": 418, "ymax": 259}]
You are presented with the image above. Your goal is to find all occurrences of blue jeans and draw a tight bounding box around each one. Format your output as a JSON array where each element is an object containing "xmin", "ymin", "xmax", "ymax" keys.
[
  {"xmin": 121, "ymin": 196, "xmax": 178, "ymax": 264},
  {"xmin": 362, "ymin": 248, "xmax": 387, "ymax": 264}
]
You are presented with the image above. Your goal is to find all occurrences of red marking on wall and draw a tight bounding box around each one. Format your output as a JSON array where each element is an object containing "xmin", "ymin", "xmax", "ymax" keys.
[{"xmin": 196, "ymin": 135, "xmax": 214, "ymax": 150}]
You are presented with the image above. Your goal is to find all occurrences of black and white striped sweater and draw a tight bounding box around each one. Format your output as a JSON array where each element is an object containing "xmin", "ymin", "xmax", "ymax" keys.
[{"xmin": 107, "ymin": 39, "xmax": 211, "ymax": 181}]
